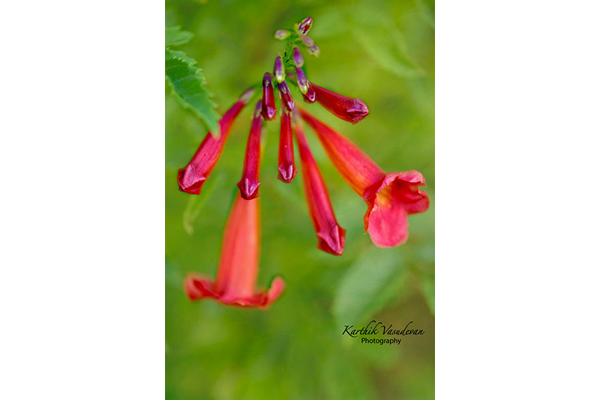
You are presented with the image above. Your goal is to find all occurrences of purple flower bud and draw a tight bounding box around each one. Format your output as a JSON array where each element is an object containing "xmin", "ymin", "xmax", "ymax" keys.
[
  {"xmin": 296, "ymin": 67, "xmax": 309, "ymax": 94},
  {"xmin": 301, "ymin": 36, "xmax": 314, "ymax": 47},
  {"xmin": 273, "ymin": 56, "xmax": 285, "ymax": 84},
  {"xmin": 302, "ymin": 83, "xmax": 317, "ymax": 103},
  {"xmin": 298, "ymin": 17, "xmax": 313, "ymax": 35},
  {"xmin": 239, "ymin": 88, "xmax": 255, "ymax": 104},
  {"xmin": 277, "ymin": 81, "xmax": 295, "ymax": 112},
  {"xmin": 261, "ymin": 72, "xmax": 277, "ymax": 121},
  {"xmin": 274, "ymin": 30, "xmax": 291, "ymax": 40},
  {"xmin": 292, "ymin": 47, "xmax": 304, "ymax": 68},
  {"xmin": 307, "ymin": 44, "xmax": 320, "ymax": 57}
]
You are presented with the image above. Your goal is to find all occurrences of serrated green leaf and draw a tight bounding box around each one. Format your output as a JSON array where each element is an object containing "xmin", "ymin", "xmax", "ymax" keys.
[
  {"xmin": 165, "ymin": 49, "xmax": 221, "ymax": 137},
  {"xmin": 332, "ymin": 249, "xmax": 409, "ymax": 326},
  {"xmin": 165, "ymin": 26, "xmax": 194, "ymax": 47}
]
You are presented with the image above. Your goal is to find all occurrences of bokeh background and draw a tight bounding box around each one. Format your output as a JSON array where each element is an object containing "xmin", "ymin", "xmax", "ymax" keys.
[{"xmin": 166, "ymin": 0, "xmax": 434, "ymax": 398}]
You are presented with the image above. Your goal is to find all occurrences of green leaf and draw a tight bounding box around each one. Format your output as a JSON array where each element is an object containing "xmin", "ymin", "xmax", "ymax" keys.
[
  {"xmin": 165, "ymin": 26, "xmax": 194, "ymax": 47},
  {"xmin": 182, "ymin": 172, "xmax": 225, "ymax": 234},
  {"xmin": 332, "ymin": 249, "xmax": 409, "ymax": 326},
  {"xmin": 165, "ymin": 49, "xmax": 220, "ymax": 137}
]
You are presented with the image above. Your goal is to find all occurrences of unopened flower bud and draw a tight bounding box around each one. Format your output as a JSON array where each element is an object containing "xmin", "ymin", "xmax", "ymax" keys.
[
  {"xmin": 302, "ymin": 83, "xmax": 317, "ymax": 103},
  {"xmin": 261, "ymin": 72, "xmax": 277, "ymax": 121},
  {"xmin": 237, "ymin": 101, "xmax": 264, "ymax": 200},
  {"xmin": 301, "ymin": 35, "xmax": 314, "ymax": 47},
  {"xmin": 307, "ymin": 44, "xmax": 320, "ymax": 57},
  {"xmin": 292, "ymin": 47, "xmax": 304, "ymax": 67},
  {"xmin": 298, "ymin": 17, "xmax": 313, "ymax": 35},
  {"xmin": 277, "ymin": 81, "xmax": 295, "ymax": 112},
  {"xmin": 274, "ymin": 30, "xmax": 291, "ymax": 40},
  {"xmin": 296, "ymin": 68, "xmax": 309, "ymax": 94},
  {"xmin": 273, "ymin": 56, "xmax": 285, "ymax": 84}
]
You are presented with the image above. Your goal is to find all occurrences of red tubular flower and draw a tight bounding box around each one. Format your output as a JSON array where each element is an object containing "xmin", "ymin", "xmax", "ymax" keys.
[
  {"xmin": 277, "ymin": 111, "xmax": 298, "ymax": 183},
  {"xmin": 237, "ymin": 101, "xmax": 263, "ymax": 199},
  {"xmin": 261, "ymin": 72, "xmax": 277, "ymax": 121},
  {"xmin": 299, "ymin": 108, "xmax": 429, "ymax": 248},
  {"xmin": 293, "ymin": 112, "xmax": 346, "ymax": 255},
  {"xmin": 184, "ymin": 194, "xmax": 285, "ymax": 308},
  {"xmin": 178, "ymin": 88, "xmax": 254, "ymax": 195},
  {"xmin": 311, "ymin": 83, "xmax": 369, "ymax": 124}
]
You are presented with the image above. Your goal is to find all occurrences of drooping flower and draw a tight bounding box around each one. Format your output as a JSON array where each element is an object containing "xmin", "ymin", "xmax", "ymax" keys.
[
  {"xmin": 277, "ymin": 110, "xmax": 298, "ymax": 183},
  {"xmin": 237, "ymin": 101, "xmax": 263, "ymax": 200},
  {"xmin": 310, "ymin": 83, "xmax": 369, "ymax": 124},
  {"xmin": 184, "ymin": 194, "xmax": 285, "ymax": 308},
  {"xmin": 261, "ymin": 72, "xmax": 277, "ymax": 121},
  {"xmin": 178, "ymin": 88, "xmax": 254, "ymax": 195},
  {"xmin": 293, "ymin": 111, "xmax": 346, "ymax": 255},
  {"xmin": 299, "ymin": 108, "xmax": 429, "ymax": 248}
]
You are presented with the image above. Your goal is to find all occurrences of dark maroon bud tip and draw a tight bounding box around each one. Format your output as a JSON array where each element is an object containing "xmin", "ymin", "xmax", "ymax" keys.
[
  {"xmin": 298, "ymin": 17, "xmax": 313, "ymax": 35},
  {"xmin": 347, "ymin": 99, "xmax": 370, "ymax": 124},
  {"xmin": 261, "ymin": 72, "xmax": 277, "ymax": 121},
  {"xmin": 237, "ymin": 178, "xmax": 261, "ymax": 200},
  {"xmin": 277, "ymin": 81, "xmax": 295, "ymax": 112},
  {"xmin": 317, "ymin": 224, "xmax": 346, "ymax": 256},
  {"xmin": 302, "ymin": 84, "xmax": 317, "ymax": 103},
  {"xmin": 277, "ymin": 163, "xmax": 298, "ymax": 183},
  {"xmin": 178, "ymin": 165, "xmax": 206, "ymax": 195}
]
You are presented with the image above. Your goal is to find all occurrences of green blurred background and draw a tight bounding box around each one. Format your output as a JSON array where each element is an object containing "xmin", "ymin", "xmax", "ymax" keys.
[{"xmin": 166, "ymin": 0, "xmax": 434, "ymax": 398}]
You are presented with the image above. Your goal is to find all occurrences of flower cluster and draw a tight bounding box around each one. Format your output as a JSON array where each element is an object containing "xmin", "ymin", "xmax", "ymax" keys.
[{"xmin": 179, "ymin": 17, "xmax": 429, "ymax": 309}]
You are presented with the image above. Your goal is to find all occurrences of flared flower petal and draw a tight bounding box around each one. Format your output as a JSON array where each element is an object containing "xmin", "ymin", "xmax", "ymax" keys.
[
  {"xmin": 362, "ymin": 171, "xmax": 430, "ymax": 247},
  {"xmin": 261, "ymin": 73, "xmax": 277, "ymax": 121},
  {"xmin": 293, "ymin": 112, "xmax": 346, "ymax": 255},
  {"xmin": 299, "ymin": 108, "xmax": 429, "ymax": 248},
  {"xmin": 311, "ymin": 83, "xmax": 369, "ymax": 124},
  {"xmin": 178, "ymin": 88, "xmax": 254, "ymax": 195},
  {"xmin": 183, "ymin": 195, "xmax": 285, "ymax": 308},
  {"xmin": 237, "ymin": 101, "xmax": 264, "ymax": 199},
  {"xmin": 277, "ymin": 110, "xmax": 298, "ymax": 183}
]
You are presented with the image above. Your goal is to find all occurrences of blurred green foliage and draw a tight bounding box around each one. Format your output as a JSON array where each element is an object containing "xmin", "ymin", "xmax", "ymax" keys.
[{"xmin": 166, "ymin": 0, "xmax": 435, "ymax": 398}]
